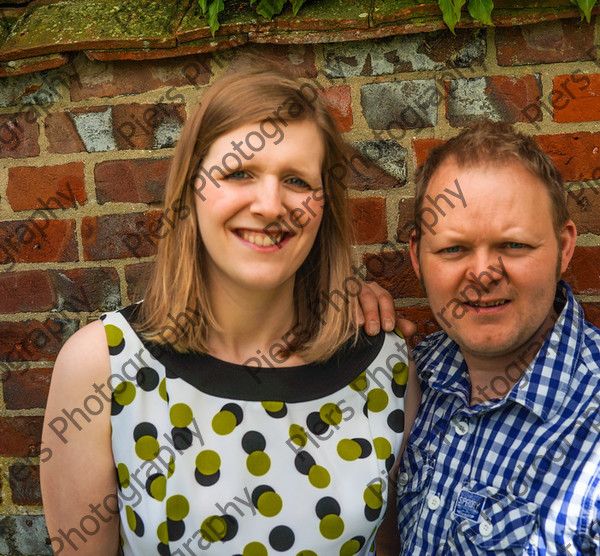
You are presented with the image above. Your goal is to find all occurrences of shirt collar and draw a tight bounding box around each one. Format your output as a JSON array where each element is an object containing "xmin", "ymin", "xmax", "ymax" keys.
[{"xmin": 413, "ymin": 281, "xmax": 585, "ymax": 421}]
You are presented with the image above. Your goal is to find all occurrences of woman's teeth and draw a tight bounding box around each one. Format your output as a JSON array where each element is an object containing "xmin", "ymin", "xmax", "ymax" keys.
[{"xmin": 238, "ymin": 230, "xmax": 284, "ymax": 246}]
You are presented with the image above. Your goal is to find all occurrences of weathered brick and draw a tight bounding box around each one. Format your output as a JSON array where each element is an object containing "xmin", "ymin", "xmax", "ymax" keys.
[
  {"xmin": 2, "ymin": 367, "xmax": 52, "ymax": 410},
  {"xmin": 394, "ymin": 306, "xmax": 440, "ymax": 348},
  {"xmin": 320, "ymin": 85, "xmax": 353, "ymax": 133},
  {"xmin": 323, "ymin": 29, "xmax": 486, "ymax": 78},
  {"xmin": 0, "ymin": 68, "xmax": 65, "ymax": 109},
  {"xmin": 51, "ymin": 268, "xmax": 121, "ymax": 312},
  {"xmin": 581, "ymin": 303, "xmax": 600, "ymax": 329},
  {"xmin": 0, "ymin": 112, "xmax": 40, "ymax": 158},
  {"xmin": 351, "ymin": 140, "xmax": 407, "ymax": 185},
  {"xmin": 0, "ymin": 271, "xmax": 54, "ymax": 313},
  {"xmin": 342, "ymin": 144, "xmax": 405, "ymax": 191},
  {"xmin": 7, "ymin": 162, "xmax": 86, "ymax": 211},
  {"xmin": 563, "ymin": 246, "xmax": 600, "ymax": 295},
  {"xmin": 535, "ymin": 132, "xmax": 600, "ymax": 182},
  {"xmin": 45, "ymin": 111, "xmax": 85, "ymax": 154},
  {"xmin": 82, "ymin": 211, "xmax": 162, "ymax": 260},
  {"xmin": 552, "ymin": 73, "xmax": 600, "ymax": 123},
  {"xmin": 71, "ymin": 54, "xmax": 211, "ymax": 100},
  {"xmin": 363, "ymin": 249, "xmax": 423, "ymax": 298},
  {"xmin": 361, "ymin": 79, "xmax": 438, "ymax": 130},
  {"xmin": 566, "ymin": 185, "xmax": 600, "ymax": 235},
  {"xmin": 95, "ymin": 157, "xmax": 170, "ymax": 204},
  {"xmin": 0, "ymin": 515, "xmax": 51, "ymax": 555},
  {"xmin": 446, "ymin": 74, "xmax": 542, "ymax": 127},
  {"xmin": 9, "ymin": 464, "xmax": 41, "ymax": 506},
  {"xmin": 413, "ymin": 138, "xmax": 445, "ymax": 167},
  {"xmin": 0, "ymin": 319, "xmax": 78, "ymax": 362},
  {"xmin": 0, "ymin": 220, "xmax": 78, "ymax": 266},
  {"xmin": 397, "ymin": 197, "xmax": 416, "ymax": 243},
  {"xmin": 113, "ymin": 103, "xmax": 186, "ymax": 150},
  {"xmin": 349, "ymin": 197, "xmax": 387, "ymax": 244},
  {"xmin": 0, "ymin": 416, "xmax": 43, "ymax": 457},
  {"xmin": 496, "ymin": 19, "xmax": 596, "ymax": 66},
  {"xmin": 125, "ymin": 262, "xmax": 154, "ymax": 302}
]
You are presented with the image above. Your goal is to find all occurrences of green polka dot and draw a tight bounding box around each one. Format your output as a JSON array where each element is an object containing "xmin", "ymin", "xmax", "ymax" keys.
[
  {"xmin": 158, "ymin": 378, "xmax": 168, "ymax": 401},
  {"xmin": 167, "ymin": 456, "xmax": 175, "ymax": 478},
  {"xmin": 308, "ymin": 465, "xmax": 330, "ymax": 488},
  {"xmin": 337, "ymin": 439, "xmax": 361, "ymax": 461},
  {"xmin": 257, "ymin": 491, "xmax": 282, "ymax": 517},
  {"xmin": 201, "ymin": 516, "xmax": 227, "ymax": 542},
  {"xmin": 350, "ymin": 371, "xmax": 368, "ymax": 391},
  {"xmin": 364, "ymin": 481, "xmax": 383, "ymax": 509},
  {"xmin": 212, "ymin": 411, "xmax": 237, "ymax": 435},
  {"xmin": 289, "ymin": 424, "xmax": 308, "ymax": 447},
  {"xmin": 243, "ymin": 542, "xmax": 268, "ymax": 556},
  {"xmin": 105, "ymin": 324, "xmax": 123, "ymax": 347},
  {"xmin": 247, "ymin": 451, "xmax": 271, "ymax": 476},
  {"xmin": 320, "ymin": 514, "xmax": 344, "ymax": 539},
  {"xmin": 113, "ymin": 381, "xmax": 136, "ymax": 406},
  {"xmin": 196, "ymin": 450, "xmax": 221, "ymax": 475},
  {"xmin": 170, "ymin": 403, "xmax": 193, "ymax": 427},
  {"xmin": 135, "ymin": 436, "xmax": 160, "ymax": 461},
  {"xmin": 117, "ymin": 463, "xmax": 130, "ymax": 488},
  {"xmin": 373, "ymin": 437, "xmax": 392, "ymax": 460},
  {"xmin": 340, "ymin": 539, "xmax": 361, "ymax": 556},
  {"xmin": 298, "ymin": 552, "xmax": 318, "ymax": 556},
  {"xmin": 261, "ymin": 401, "xmax": 284, "ymax": 412},
  {"xmin": 320, "ymin": 403, "xmax": 343, "ymax": 426},
  {"xmin": 125, "ymin": 505, "xmax": 136, "ymax": 532},
  {"xmin": 149, "ymin": 475, "xmax": 166, "ymax": 501},
  {"xmin": 393, "ymin": 362, "xmax": 409, "ymax": 385},
  {"xmin": 166, "ymin": 495, "xmax": 189, "ymax": 521},
  {"xmin": 157, "ymin": 521, "xmax": 169, "ymax": 544},
  {"xmin": 367, "ymin": 389, "xmax": 389, "ymax": 412}
]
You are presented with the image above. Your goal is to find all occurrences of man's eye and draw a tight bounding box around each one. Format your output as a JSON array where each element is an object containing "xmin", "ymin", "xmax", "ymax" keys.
[
  {"xmin": 442, "ymin": 246, "xmax": 462, "ymax": 254},
  {"xmin": 505, "ymin": 242, "xmax": 525, "ymax": 249}
]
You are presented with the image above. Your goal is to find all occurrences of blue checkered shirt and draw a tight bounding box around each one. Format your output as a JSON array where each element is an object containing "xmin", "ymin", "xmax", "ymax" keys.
[{"xmin": 397, "ymin": 281, "xmax": 600, "ymax": 555}]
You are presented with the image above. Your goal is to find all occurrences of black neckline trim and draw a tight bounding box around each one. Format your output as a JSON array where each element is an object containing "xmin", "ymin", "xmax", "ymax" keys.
[{"xmin": 118, "ymin": 304, "xmax": 385, "ymax": 402}]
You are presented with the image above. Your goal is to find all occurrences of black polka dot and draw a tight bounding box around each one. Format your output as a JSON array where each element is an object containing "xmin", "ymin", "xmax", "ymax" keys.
[
  {"xmin": 242, "ymin": 431, "xmax": 266, "ymax": 454},
  {"xmin": 111, "ymin": 398, "xmax": 124, "ymax": 416},
  {"xmin": 294, "ymin": 451, "xmax": 315, "ymax": 475},
  {"xmin": 171, "ymin": 427, "xmax": 193, "ymax": 450},
  {"xmin": 221, "ymin": 514, "xmax": 239, "ymax": 541},
  {"xmin": 251, "ymin": 485, "xmax": 275, "ymax": 507},
  {"xmin": 354, "ymin": 438, "xmax": 372, "ymax": 459},
  {"xmin": 195, "ymin": 468, "xmax": 220, "ymax": 487},
  {"xmin": 364, "ymin": 505, "xmax": 382, "ymax": 522},
  {"xmin": 315, "ymin": 497, "xmax": 341, "ymax": 519},
  {"xmin": 362, "ymin": 402, "xmax": 368, "ymax": 417},
  {"xmin": 387, "ymin": 409, "xmax": 405, "ymax": 433},
  {"xmin": 167, "ymin": 518, "xmax": 185, "ymax": 541},
  {"xmin": 392, "ymin": 380, "xmax": 406, "ymax": 398},
  {"xmin": 157, "ymin": 543, "xmax": 170, "ymax": 556},
  {"xmin": 134, "ymin": 422, "xmax": 157, "ymax": 441},
  {"xmin": 351, "ymin": 536, "xmax": 366, "ymax": 548},
  {"xmin": 269, "ymin": 525, "xmax": 295, "ymax": 551},
  {"xmin": 306, "ymin": 412, "xmax": 329, "ymax": 435},
  {"xmin": 136, "ymin": 367, "xmax": 159, "ymax": 391},
  {"xmin": 385, "ymin": 454, "xmax": 395, "ymax": 472},
  {"xmin": 222, "ymin": 403, "xmax": 244, "ymax": 425}
]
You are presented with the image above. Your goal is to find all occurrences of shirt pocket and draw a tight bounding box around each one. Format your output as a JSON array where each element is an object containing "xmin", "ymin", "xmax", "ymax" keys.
[
  {"xmin": 396, "ymin": 444, "xmax": 434, "ymax": 530},
  {"xmin": 449, "ymin": 483, "xmax": 539, "ymax": 553}
]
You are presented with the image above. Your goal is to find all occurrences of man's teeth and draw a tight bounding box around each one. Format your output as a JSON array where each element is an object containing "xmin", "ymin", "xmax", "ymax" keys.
[
  {"xmin": 470, "ymin": 300, "xmax": 507, "ymax": 307},
  {"xmin": 238, "ymin": 230, "xmax": 283, "ymax": 246}
]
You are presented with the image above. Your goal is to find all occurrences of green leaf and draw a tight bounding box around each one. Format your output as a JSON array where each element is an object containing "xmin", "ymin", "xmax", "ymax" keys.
[
  {"xmin": 468, "ymin": 0, "xmax": 494, "ymax": 25},
  {"xmin": 255, "ymin": 0, "xmax": 287, "ymax": 20},
  {"xmin": 570, "ymin": 0, "xmax": 597, "ymax": 22},
  {"xmin": 438, "ymin": 0, "xmax": 465, "ymax": 34},
  {"xmin": 197, "ymin": 0, "xmax": 209, "ymax": 14},
  {"xmin": 291, "ymin": 0, "xmax": 309, "ymax": 17},
  {"xmin": 207, "ymin": 0, "xmax": 224, "ymax": 36}
]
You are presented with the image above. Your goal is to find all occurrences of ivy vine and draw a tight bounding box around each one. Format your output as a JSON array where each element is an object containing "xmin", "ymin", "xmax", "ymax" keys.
[{"xmin": 197, "ymin": 0, "xmax": 598, "ymax": 37}]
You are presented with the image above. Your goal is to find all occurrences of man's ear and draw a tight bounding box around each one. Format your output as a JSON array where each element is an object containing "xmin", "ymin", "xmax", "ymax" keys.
[
  {"xmin": 559, "ymin": 220, "xmax": 577, "ymax": 274},
  {"xmin": 409, "ymin": 230, "xmax": 421, "ymax": 280}
]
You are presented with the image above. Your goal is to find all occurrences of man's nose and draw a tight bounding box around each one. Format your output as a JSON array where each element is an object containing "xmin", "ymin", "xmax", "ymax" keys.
[{"xmin": 465, "ymin": 250, "xmax": 503, "ymax": 291}]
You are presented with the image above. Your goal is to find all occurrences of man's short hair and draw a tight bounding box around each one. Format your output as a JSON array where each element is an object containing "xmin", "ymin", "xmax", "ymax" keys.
[{"xmin": 413, "ymin": 120, "xmax": 570, "ymax": 240}]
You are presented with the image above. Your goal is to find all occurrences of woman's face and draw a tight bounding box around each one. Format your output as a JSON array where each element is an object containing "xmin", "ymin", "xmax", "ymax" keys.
[{"xmin": 193, "ymin": 119, "xmax": 325, "ymax": 296}]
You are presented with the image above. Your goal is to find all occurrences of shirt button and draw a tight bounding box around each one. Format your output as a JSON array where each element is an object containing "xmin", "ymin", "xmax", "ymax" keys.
[
  {"xmin": 453, "ymin": 419, "xmax": 469, "ymax": 436},
  {"xmin": 397, "ymin": 472, "xmax": 409, "ymax": 487},
  {"xmin": 427, "ymin": 494, "xmax": 441, "ymax": 510},
  {"xmin": 479, "ymin": 521, "xmax": 493, "ymax": 537}
]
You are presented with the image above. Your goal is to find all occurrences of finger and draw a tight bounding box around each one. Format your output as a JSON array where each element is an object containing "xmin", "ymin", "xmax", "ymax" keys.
[
  {"xmin": 357, "ymin": 282, "xmax": 382, "ymax": 335},
  {"xmin": 395, "ymin": 317, "xmax": 416, "ymax": 339}
]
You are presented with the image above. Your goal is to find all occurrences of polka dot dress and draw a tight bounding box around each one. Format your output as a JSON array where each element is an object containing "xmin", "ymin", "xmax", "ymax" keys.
[{"xmin": 102, "ymin": 306, "xmax": 408, "ymax": 555}]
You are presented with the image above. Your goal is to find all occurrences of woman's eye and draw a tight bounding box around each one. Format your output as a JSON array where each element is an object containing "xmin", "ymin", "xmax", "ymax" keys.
[
  {"xmin": 286, "ymin": 177, "xmax": 311, "ymax": 189},
  {"xmin": 226, "ymin": 170, "xmax": 249, "ymax": 180}
]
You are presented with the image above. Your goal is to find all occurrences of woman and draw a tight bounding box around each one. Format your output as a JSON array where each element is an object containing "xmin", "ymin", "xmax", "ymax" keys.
[{"xmin": 41, "ymin": 64, "xmax": 419, "ymax": 555}]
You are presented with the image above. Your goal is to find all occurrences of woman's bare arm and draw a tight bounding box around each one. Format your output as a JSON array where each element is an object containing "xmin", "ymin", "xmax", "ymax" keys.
[{"xmin": 41, "ymin": 319, "xmax": 120, "ymax": 556}]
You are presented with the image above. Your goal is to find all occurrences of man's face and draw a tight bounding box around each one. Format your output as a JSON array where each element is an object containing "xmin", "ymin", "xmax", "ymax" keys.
[{"xmin": 409, "ymin": 158, "xmax": 576, "ymax": 363}]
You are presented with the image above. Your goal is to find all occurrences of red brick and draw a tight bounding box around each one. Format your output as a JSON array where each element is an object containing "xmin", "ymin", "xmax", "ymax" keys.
[
  {"xmin": 125, "ymin": 262, "xmax": 154, "ymax": 302},
  {"xmin": 9, "ymin": 464, "xmax": 41, "ymax": 506},
  {"xmin": 44, "ymin": 112, "xmax": 85, "ymax": 154},
  {"xmin": 343, "ymin": 145, "xmax": 403, "ymax": 191},
  {"xmin": 320, "ymin": 86, "xmax": 353, "ymax": 133},
  {"xmin": 82, "ymin": 211, "xmax": 162, "ymax": 260},
  {"xmin": 95, "ymin": 158, "xmax": 170, "ymax": 204},
  {"xmin": 0, "ymin": 319, "xmax": 78, "ymax": 362},
  {"xmin": 0, "ymin": 417, "xmax": 43, "ymax": 457},
  {"xmin": 0, "ymin": 271, "xmax": 54, "ymax": 313},
  {"xmin": 2, "ymin": 368, "xmax": 52, "ymax": 410},
  {"xmin": 7, "ymin": 162, "xmax": 86, "ymax": 211},
  {"xmin": 566, "ymin": 185, "xmax": 600, "ymax": 235},
  {"xmin": 0, "ymin": 113, "xmax": 40, "ymax": 159},
  {"xmin": 496, "ymin": 19, "xmax": 596, "ymax": 66},
  {"xmin": 52, "ymin": 268, "xmax": 121, "ymax": 312},
  {"xmin": 535, "ymin": 132, "xmax": 600, "ymax": 182},
  {"xmin": 552, "ymin": 73, "xmax": 600, "ymax": 123},
  {"xmin": 563, "ymin": 246, "xmax": 600, "ymax": 295},
  {"xmin": 396, "ymin": 197, "xmax": 416, "ymax": 243},
  {"xmin": 0, "ymin": 220, "xmax": 78, "ymax": 265},
  {"xmin": 349, "ymin": 197, "xmax": 386, "ymax": 244},
  {"xmin": 113, "ymin": 103, "xmax": 186, "ymax": 150},
  {"xmin": 363, "ymin": 248, "xmax": 423, "ymax": 298},
  {"xmin": 413, "ymin": 138, "xmax": 445, "ymax": 167},
  {"xmin": 394, "ymin": 305, "xmax": 440, "ymax": 348},
  {"xmin": 71, "ymin": 54, "xmax": 211, "ymax": 101},
  {"xmin": 581, "ymin": 303, "xmax": 600, "ymax": 329}
]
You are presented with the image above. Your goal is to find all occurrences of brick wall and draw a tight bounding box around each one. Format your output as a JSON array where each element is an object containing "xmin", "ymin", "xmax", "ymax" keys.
[{"xmin": 0, "ymin": 17, "xmax": 599, "ymax": 554}]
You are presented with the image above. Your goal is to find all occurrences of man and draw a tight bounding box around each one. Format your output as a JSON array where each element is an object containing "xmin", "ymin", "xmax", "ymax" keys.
[{"xmin": 379, "ymin": 120, "xmax": 599, "ymax": 555}]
